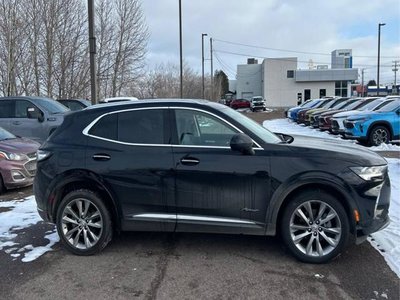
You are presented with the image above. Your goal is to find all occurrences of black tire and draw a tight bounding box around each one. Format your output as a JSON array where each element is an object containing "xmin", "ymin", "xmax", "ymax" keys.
[
  {"xmin": 368, "ymin": 125, "xmax": 391, "ymax": 146},
  {"xmin": 281, "ymin": 190, "xmax": 349, "ymax": 263},
  {"xmin": 56, "ymin": 189, "xmax": 112, "ymax": 255},
  {"xmin": 0, "ymin": 175, "xmax": 5, "ymax": 194}
]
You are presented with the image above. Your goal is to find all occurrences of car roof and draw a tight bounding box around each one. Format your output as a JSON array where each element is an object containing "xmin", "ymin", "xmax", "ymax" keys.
[
  {"xmin": 87, "ymin": 98, "xmax": 220, "ymax": 110},
  {"xmin": 0, "ymin": 96, "xmax": 54, "ymax": 102}
]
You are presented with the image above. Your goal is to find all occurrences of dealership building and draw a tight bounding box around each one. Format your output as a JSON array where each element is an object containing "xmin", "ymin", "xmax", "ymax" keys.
[{"xmin": 231, "ymin": 49, "xmax": 358, "ymax": 107}]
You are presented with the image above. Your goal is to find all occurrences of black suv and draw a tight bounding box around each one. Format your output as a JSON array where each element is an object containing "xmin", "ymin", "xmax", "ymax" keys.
[{"xmin": 34, "ymin": 99, "xmax": 391, "ymax": 263}]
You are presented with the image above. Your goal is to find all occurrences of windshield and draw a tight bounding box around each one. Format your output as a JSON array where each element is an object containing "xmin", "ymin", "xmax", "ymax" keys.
[
  {"xmin": 35, "ymin": 98, "xmax": 69, "ymax": 114},
  {"xmin": 345, "ymin": 99, "xmax": 364, "ymax": 110},
  {"xmin": 376, "ymin": 99, "xmax": 400, "ymax": 112},
  {"xmin": 0, "ymin": 127, "xmax": 16, "ymax": 140},
  {"xmin": 222, "ymin": 107, "xmax": 282, "ymax": 144},
  {"xmin": 360, "ymin": 98, "xmax": 386, "ymax": 111},
  {"xmin": 321, "ymin": 100, "xmax": 335, "ymax": 108},
  {"xmin": 81, "ymin": 99, "xmax": 91, "ymax": 107},
  {"xmin": 335, "ymin": 99, "xmax": 357, "ymax": 110},
  {"xmin": 252, "ymin": 97, "xmax": 263, "ymax": 102},
  {"xmin": 305, "ymin": 100, "xmax": 321, "ymax": 108}
]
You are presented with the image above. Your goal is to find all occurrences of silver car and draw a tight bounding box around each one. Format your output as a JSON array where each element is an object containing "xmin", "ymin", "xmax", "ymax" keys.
[{"xmin": 0, "ymin": 96, "xmax": 69, "ymax": 143}]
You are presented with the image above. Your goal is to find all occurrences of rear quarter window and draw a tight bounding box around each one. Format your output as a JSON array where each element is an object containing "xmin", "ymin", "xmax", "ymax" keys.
[{"xmin": 89, "ymin": 113, "xmax": 117, "ymax": 140}]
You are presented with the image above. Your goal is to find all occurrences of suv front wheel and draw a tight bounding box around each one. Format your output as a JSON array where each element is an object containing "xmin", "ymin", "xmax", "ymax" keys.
[
  {"xmin": 56, "ymin": 189, "xmax": 113, "ymax": 255},
  {"xmin": 281, "ymin": 190, "xmax": 349, "ymax": 263}
]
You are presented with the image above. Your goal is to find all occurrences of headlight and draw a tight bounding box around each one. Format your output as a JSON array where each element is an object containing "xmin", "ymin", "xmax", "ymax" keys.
[
  {"xmin": 0, "ymin": 151, "xmax": 28, "ymax": 161},
  {"xmin": 37, "ymin": 149, "xmax": 52, "ymax": 161},
  {"xmin": 350, "ymin": 165, "xmax": 387, "ymax": 181}
]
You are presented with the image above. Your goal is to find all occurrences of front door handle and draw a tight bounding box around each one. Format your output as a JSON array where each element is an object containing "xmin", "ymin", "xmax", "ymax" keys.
[
  {"xmin": 92, "ymin": 154, "xmax": 111, "ymax": 161},
  {"xmin": 180, "ymin": 157, "xmax": 200, "ymax": 166}
]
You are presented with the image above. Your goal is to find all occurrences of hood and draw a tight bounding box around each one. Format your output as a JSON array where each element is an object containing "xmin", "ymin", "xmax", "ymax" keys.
[
  {"xmin": 332, "ymin": 110, "xmax": 362, "ymax": 118},
  {"xmin": 320, "ymin": 109, "xmax": 344, "ymax": 117},
  {"xmin": 0, "ymin": 137, "xmax": 40, "ymax": 154},
  {"xmin": 306, "ymin": 108, "xmax": 325, "ymax": 115},
  {"xmin": 287, "ymin": 135, "xmax": 386, "ymax": 166},
  {"xmin": 347, "ymin": 111, "xmax": 380, "ymax": 121}
]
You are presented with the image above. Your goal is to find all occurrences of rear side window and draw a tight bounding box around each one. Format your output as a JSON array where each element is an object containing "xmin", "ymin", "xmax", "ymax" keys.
[
  {"xmin": 118, "ymin": 109, "xmax": 164, "ymax": 144},
  {"xmin": 89, "ymin": 113, "xmax": 117, "ymax": 140},
  {"xmin": 0, "ymin": 100, "xmax": 14, "ymax": 118},
  {"xmin": 88, "ymin": 109, "xmax": 165, "ymax": 144}
]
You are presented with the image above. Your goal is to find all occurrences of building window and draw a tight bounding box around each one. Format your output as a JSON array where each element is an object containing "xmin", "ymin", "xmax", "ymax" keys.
[
  {"xmin": 319, "ymin": 89, "xmax": 326, "ymax": 97},
  {"xmin": 335, "ymin": 81, "xmax": 348, "ymax": 97},
  {"xmin": 287, "ymin": 70, "xmax": 294, "ymax": 78}
]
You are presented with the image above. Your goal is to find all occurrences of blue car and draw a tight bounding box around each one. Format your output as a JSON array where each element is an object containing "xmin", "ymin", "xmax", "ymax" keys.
[
  {"xmin": 287, "ymin": 99, "xmax": 323, "ymax": 121},
  {"xmin": 344, "ymin": 98, "xmax": 400, "ymax": 146}
]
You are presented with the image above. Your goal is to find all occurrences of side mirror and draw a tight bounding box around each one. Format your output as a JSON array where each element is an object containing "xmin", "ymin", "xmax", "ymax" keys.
[
  {"xmin": 275, "ymin": 132, "xmax": 294, "ymax": 144},
  {"xmin": 230, "ymin": 133, "xmax": 255, "ymax": 155}
]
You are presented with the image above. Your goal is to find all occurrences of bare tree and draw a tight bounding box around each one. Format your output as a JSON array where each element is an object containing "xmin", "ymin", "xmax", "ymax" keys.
[{"xmin": 96, "ymin": 0, "xmax": 148, "ymax": 100}]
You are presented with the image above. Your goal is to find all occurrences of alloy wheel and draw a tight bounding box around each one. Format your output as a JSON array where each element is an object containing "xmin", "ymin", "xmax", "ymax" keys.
[
  {"xmin": 372, "ymin": 128, "xmax": 388, "ymax": 145},
  {"xmin": 61, "ymin": 198, "xmax": 103, "ymax": 250},
  {"xmin": 289, "ymin": 200, "xmax": 342, "ymax": 257}
]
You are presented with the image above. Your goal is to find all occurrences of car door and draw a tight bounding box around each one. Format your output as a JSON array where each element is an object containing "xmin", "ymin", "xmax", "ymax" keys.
[
  {"xmin": 171, "ymin": 107, "xmax": 271, "ymax": 235},
  {"xmin": 9, "ymin": 100, "xmax": 44, "ymax": 141},
  {"xmin": 85, "ymin": 107, "xmax": 175, "ymax": 232}
]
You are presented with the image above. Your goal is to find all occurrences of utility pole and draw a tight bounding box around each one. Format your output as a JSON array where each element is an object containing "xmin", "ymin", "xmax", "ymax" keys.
[
  {"xmin": 179, "ymin": 0, "xmax": 183, "ymax": 98},
  {"xmin": 377, "ymin": 22, "xmax": 386, "ymax": 96},
  {"xmin": 361, "ymin": 69, "xmax": 365, "ymax": 97},
  {"xmin": 210, "ymin": 37, "xmax": 213, "ymax": 100},
  {"xmin": 88, "ymin": 0, "xmax": 97, "ymax": 104},
  {"xmin": 201, "ymin": 33, "xmax": 207, "ymax": 99},
  {"xmin": 393, "ymin": 60, "xmax": 399, "ymax": 94}
]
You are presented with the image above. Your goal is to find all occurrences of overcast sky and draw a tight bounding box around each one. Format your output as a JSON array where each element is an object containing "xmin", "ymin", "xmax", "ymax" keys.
[{"xmin": 141, "ymin": 0, "xmax": 400, "ymax": 84}]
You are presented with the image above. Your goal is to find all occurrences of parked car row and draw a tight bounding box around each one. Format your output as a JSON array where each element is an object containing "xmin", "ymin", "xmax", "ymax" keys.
[{"xmin": 287, "ymin": 96, "xmax": 400, "ymax": 146}]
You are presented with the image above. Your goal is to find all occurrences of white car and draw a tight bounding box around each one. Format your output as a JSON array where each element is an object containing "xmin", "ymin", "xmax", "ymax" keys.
[{"xmin": 250, "ymin": 96, "xmax": 266, "ymax": 112}]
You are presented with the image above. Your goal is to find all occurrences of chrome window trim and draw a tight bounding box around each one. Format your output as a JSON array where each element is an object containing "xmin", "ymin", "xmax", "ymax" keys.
[
  {"xmin": 130, "ymin": 213, "xmax": 256, "ymax": 225},
  {"xmin": 82, "ymin": 106, "xmax": 263, "ymax": 149}
]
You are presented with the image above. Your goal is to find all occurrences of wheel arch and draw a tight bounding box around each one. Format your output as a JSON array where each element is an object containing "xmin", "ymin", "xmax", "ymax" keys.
[
  {"xmin": 265, "ymin": 178, "xmax": 358, "ymax": 237},
  {"xmin": 366, "ymin": 121, "xmax": 393, "ymax": 140},
  {"xmin": 48, "ymin": 169, "xmax": 121, "ymax": 231}
]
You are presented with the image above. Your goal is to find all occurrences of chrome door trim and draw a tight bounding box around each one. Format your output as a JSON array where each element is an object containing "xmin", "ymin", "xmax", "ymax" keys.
[
  {"xmin": 82, "ymin": 106, "xmax": 264, "ymax": 150},
  {"xmin": 130, "ymin": 213, "xmax": 256, "ymax": 225}
]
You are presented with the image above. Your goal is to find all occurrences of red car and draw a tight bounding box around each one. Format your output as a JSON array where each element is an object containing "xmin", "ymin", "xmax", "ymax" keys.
[
  {"xmin": 230, "ymin": 99, "xmax": 250, "ymax": 109},
  {"xmin": 0, "ymin": 127, "xmax": 40, "ymax": 193}
]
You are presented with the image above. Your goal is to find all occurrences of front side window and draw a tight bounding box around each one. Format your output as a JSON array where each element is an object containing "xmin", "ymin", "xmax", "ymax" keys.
[
  {"xmin": 175, "ymin": 109, "xmax": 237, "ymax": 147},
  {"xmin": 15, "ymin": 100, "xmax": 41, "ymax": 118}
]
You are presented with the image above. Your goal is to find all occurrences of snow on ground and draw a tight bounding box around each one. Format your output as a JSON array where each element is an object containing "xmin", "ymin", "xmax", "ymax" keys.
[
  {"xmin": 369, "ymin": 158, "xmax": 400, "ymax": 278},
  {"xmin": 0, "ymin": 196, "xmax": 59, "ymax": 262},
  {"xmin": 263, "ymin": 119, "xmax": 400, "ymax": 152}
]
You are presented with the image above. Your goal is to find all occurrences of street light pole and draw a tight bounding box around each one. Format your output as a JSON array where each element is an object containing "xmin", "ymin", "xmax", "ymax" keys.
[
  {"xmin": 201, "ymin": 33, "xmax": 207, "ymax": 99},
  {"xmin": 210, "ymin": 37, "xmax": 213, "ymax": 100},
  {"xmin": 179, "ymin": 0, "xmax": 183, "ymax": 98},
  {"xmin": 377, "ymin": 22, "xmax": 386, "ymax": 96},
  {"xmin": 88, "ymin": 0, "xmax": 97, "ymax": 104}
]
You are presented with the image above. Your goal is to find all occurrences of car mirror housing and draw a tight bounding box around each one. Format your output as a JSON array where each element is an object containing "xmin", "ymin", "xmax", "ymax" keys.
[{"xmin": 230, "ymin": 133, "xmax": 255, "ymax": 155}]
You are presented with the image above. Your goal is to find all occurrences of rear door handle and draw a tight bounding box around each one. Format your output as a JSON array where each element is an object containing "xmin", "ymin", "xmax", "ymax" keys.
[
  {"xmin": 92, "ymin": 154, "xmax": 111, "ymax": 161},
  {"xmin": 180, "ymin": 157, "xmax": 199, "ymax": 166}
]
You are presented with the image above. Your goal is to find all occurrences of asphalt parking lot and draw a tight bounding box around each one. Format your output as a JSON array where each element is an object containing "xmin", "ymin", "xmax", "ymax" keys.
[{"xmin": 0, "ymin": 110, "xmax": 399, "ymax": 299}]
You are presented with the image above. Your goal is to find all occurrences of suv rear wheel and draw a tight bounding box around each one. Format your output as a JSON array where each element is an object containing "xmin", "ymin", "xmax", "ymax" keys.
[
  {"xmin": 56, "ymin": 189, "xmax": 112, "ymax": 255},
  {"xmin": 281, "ymin": 190, "xmax": 349, "ymax": 263}
]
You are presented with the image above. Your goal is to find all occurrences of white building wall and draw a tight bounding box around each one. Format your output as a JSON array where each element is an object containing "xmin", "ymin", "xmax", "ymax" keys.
[
  {"xmin": 236, "ymin": 64, "xmax": 262, "ymax": 99},
  {"xmin": 263, "ymin": 58, "xmax": 336, "ymax": 107}
]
